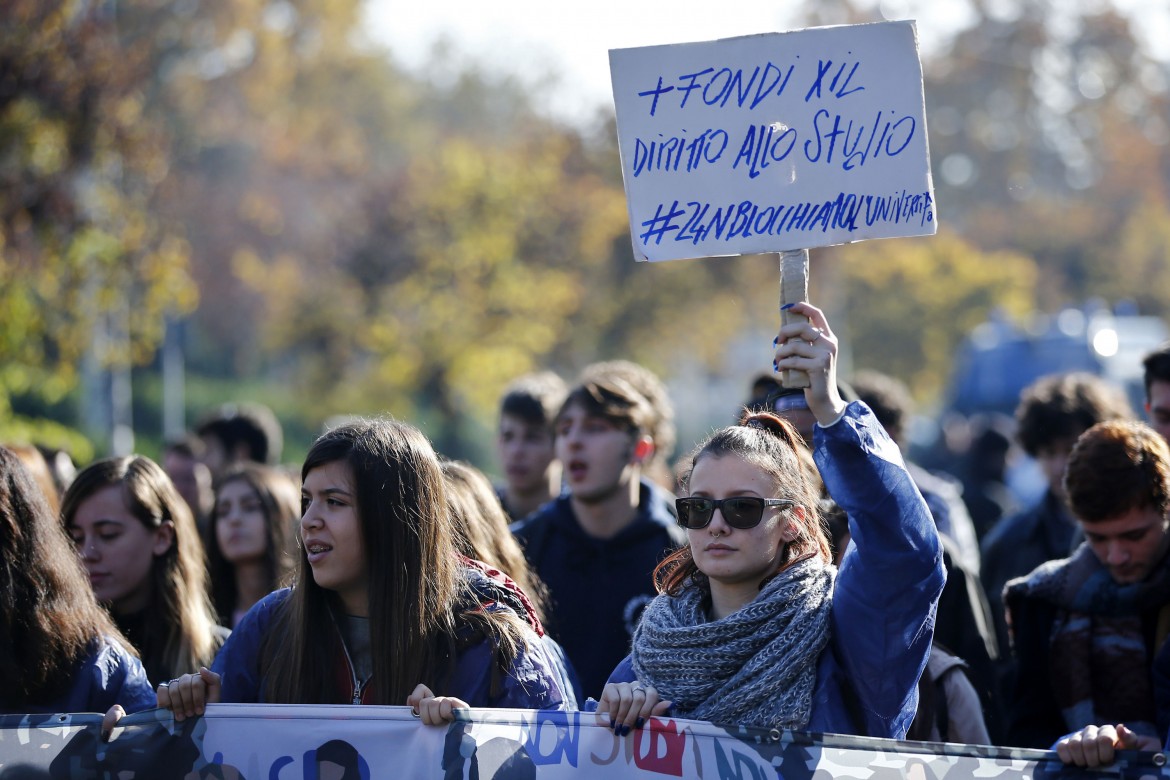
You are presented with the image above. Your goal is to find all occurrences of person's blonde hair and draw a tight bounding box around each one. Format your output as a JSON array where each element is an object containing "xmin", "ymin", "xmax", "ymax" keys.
[{"xmin": 441, "ymin": 459, "xmax": 549, "ymax": 620}]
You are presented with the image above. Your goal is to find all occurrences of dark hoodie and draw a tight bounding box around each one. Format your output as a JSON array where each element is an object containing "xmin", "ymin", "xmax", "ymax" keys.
[{"xmin": 511, "ymin": 480, "xmax": 685, "ymax": 700}]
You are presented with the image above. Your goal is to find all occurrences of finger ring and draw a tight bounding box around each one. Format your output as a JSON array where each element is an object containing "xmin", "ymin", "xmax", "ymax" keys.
[
  {"xmin": 410, "ymin": 708, "xmax": 420, "ymax": 718},
  {"xmin": 169, "ymin": 679, "xmax": 180, "ymax": 686},
  {"xmin": 631, "ymin": 684, "xmax": 643, "ymax": 692}
]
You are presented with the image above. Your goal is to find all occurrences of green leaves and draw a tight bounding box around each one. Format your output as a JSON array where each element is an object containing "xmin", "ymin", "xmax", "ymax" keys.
[{"xmin": 835, "ymin": 232, "xmax": 1039, "ymax": 404}]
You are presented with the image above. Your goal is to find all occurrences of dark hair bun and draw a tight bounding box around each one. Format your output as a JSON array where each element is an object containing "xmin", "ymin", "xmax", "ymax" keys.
[
  {"xmin": 737, "ymin": 410, "xmax": 807, "ymax": 452},
  {"xmin": 739, "ymin": 411, "xmax": 792, "ymax": 436}
]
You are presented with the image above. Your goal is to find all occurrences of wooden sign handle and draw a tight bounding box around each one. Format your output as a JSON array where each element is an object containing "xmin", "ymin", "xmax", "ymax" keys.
[{"xmin": 779, "ymin": 249, "xmax": 810, "ymax": 389}]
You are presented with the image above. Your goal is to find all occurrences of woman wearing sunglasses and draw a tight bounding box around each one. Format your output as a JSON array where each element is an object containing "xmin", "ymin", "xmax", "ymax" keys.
[{"xmin": 596, "ymin": 302, "xmax": 945, "ymax": 738}]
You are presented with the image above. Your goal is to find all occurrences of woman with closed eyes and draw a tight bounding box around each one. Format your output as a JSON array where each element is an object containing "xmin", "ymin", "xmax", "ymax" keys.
[
  {"xmin": 596, "ymin": 302, "xmax": 946, "ymax": 739},
  {"xmin": 61, "ymin": 455, "xmax": 225, "ymax": 690}
]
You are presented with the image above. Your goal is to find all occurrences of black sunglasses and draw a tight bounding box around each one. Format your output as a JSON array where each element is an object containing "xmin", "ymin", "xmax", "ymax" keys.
[{"xmin": 675, "ymin": 497, "xmax": 796, "ymax": 530}]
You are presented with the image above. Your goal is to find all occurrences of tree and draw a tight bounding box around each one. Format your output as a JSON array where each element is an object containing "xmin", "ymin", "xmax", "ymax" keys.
[
  {"xmin": 1089, "ymin": 194, "xmax": 1170, "ymax": 311},
  {"xmin": 9, "ymin": 0, "xmax": 1168, "ymax": 458},
  {"xmin": 237, "ymin": 124, "xmax": 774, "ymax": 454},
  {"xmin": 831, "ymin": 231, "xmax": 1039, "ymax": 403},
  {"xmin": 923, "ymin": 0, "xmax": 1170, "ymax": 307},
  {"xmin": 0, "ymin": 0, "xmax": 196, "ymax": 446}
]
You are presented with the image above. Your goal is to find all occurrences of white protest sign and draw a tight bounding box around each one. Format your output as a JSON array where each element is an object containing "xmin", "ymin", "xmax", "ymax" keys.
[{"xmin": 609, "ymin": 21, "xmax": 936, "ymax": 262}]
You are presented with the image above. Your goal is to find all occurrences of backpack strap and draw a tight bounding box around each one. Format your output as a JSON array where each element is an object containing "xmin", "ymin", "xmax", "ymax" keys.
[
  {"xmin": 934, "ymin": 671, "xmax": 951, "ymax": 740},
  {"xmin": 928, "ymin": 646, "xmax": 975, "ymax": 742},
  {"xmin": 905, "ymin": 668, "xmax": 937, "ymax": 742}
]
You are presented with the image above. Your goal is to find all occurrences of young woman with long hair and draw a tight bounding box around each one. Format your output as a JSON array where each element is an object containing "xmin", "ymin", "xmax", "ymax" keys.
[
  {"xmin": 596, "ymin": 303, "xmax": 946, "ymax": 738},
  {"xmin": 61, "ymin": 455, "xmax": 226, "ymax": 688},
  {"xmin": 0, "ymin": 447, "xmax": 154, "ymax": 714},
  {"xmin": 157, "ymin": 419, "xmax": 569, "ymax": 724},
  {"xmin": 208, "ymin": 463, "xmax": 298, "ymax": 628}
]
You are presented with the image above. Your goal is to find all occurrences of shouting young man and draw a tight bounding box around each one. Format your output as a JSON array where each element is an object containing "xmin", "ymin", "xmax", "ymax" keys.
[{"xmin": 511, "ymin": 376, "xmax": 685, "ymax": 701}]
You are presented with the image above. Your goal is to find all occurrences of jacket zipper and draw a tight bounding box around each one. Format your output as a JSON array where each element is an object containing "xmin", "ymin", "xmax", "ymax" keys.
[{"xmin": 333, "ymin": 613, "xmax": 372, "ymax": 705}]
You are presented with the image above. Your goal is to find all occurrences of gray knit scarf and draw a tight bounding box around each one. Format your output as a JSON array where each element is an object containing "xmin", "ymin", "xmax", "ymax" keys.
[{"xmin": 631, "ymin": 557, "xmax": 835, "ymax": 730}]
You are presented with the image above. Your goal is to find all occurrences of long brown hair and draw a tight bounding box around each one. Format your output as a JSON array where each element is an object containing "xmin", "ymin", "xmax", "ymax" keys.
[
  {"xmin": 263, "ymin": 419, "xmax": 530, "ymax": 705},
  {"xmin": 60, "ymin": 456, "xmax": 219, "ymax": 684},
  {"xmin": 441, "ymin": 459, "xmax": 550, "ymax": 620},
  {"xmin": 656, "ymin": 410, "xmax": 831, "ymax": 596},
  {"xmin": 6, "ymin": 444, "xmax": 61, "ymax": 516},
  {"xmin": 0, "ymin": 447, "xmax": 133, "ymax": 705},
  {"xmin": 207, "ymin": 463, "xmax": 299, "ymax": 626}
]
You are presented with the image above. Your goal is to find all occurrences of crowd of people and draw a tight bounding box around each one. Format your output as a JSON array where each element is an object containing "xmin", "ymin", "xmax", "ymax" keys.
[{"xmin": 3, "ymin": 300, "xmax": 1170, "ymax": 768}]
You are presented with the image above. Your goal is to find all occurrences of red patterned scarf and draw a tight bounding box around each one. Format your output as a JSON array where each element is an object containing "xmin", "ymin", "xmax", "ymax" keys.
[{"xmin": 1007, "ymin": 543, "xmax": 1170, "ymax": 735}]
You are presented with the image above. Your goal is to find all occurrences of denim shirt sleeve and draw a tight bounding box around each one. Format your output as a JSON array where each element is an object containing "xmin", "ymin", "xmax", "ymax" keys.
[{"xmin": 814, "ymin": 400, "xmax": 946, "ymax": 738}]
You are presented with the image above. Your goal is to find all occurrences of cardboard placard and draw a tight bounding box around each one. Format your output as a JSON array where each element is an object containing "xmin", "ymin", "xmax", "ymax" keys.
[{"xmin": 610, "ymin": 21, "xmax": 937, "ymax": 262}]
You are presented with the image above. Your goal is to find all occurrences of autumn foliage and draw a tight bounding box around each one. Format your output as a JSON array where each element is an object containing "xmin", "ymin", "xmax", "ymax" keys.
[{"xmin": 3, "ymin": 0, "xmax": 1170, "ymax": 457}]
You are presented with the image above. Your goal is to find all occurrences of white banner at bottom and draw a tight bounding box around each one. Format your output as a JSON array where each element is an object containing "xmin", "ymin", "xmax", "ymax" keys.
[{"xmin": 0, "ymin": 705, "xmax": 1164, "ymax": 778}]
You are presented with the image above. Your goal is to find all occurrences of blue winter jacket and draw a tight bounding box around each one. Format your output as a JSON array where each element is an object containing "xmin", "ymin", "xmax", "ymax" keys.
[
  {"xmin": 212, "ymin": 588, "xmax": 571, "ymax": 710},
  {"xmin": 606, "ymin": 401, "xmax": 945, "ymax": 738},
  {"xmin": 2, "ymin": 635, "xmax": 155, "ymax": 715}
]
